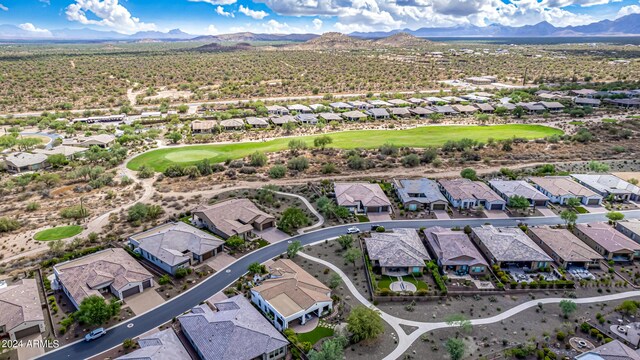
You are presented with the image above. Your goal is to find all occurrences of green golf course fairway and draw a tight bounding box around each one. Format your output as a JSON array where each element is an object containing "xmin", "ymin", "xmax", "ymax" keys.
[
  {"xmin": 128, "ymin": 124, "xmax": 562, "ymax": 172},
  {"xmin": 34, "ymin": 225, "xmax": 83, "ymax": 241}
]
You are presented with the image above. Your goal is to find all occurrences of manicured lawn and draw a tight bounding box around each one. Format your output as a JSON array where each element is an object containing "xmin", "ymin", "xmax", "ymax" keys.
[
  {"xmin": 296, "ymin": 326, "xmax": 334, "ymax": 345},
  {"xmin": 356, "ymin": 215, "xmax": 370, "ymax": 223},
  {"xmin": 128, "ymin": 124, "xmax": 563, "ymax": 171},
  {"xmin": 377, "ymin": 275, "xmax": 428, "ymax": 291},
  {"xmin": 34, "ymin": 225, "xmax": 83, "ymax": 241},
  {"xmin": 574, "ymin": 206, "xmax": 589, "ymax": 214}
]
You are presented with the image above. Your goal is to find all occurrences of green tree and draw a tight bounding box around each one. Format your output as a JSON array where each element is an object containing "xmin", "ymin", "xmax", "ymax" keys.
[
  {"xmin": 308, "ymin": 335, "xmax": 348, "ymax": 360},
  {"xmin": 508, "ymin": 195, "xmax": 530, "ymax": 213},
  {"xmin": 347, "ymin": 306, "xmax": 384, "ymax": 343},
  {"xmin": 606, "ymin": 211, "xmax": 625, "ymax": 224},
  {"xmin": 445, "ymin": 338, "xmax": 466, "ymax": 360},
  {"xmin": 77, "ymin": 295, "xmax": 120, "ymax": 326},
  {"xmin": 177, "ymin": 104, "xmax": 189, "ymax": 113},
  {"xmin": 166, "ymin": 131, "xmax": 182, "ymax": 144},
  {"xmin": 337, "ymin": 235, "xmax": 353, "ymax": 249},
  {"xmin": 287, "ymin": 240, "xmax": 303, "ymax": 258},
  {"xmin": 588, "ymin": 160, "xmax": 610, "ymax": 173},
  {"xmin": 328, "ymin": 272, "xmax": 342, "ymax": 289},
  {"xmin": 513, "ymin": 106, "xmax": 525, "ymax": 119},
  {"xmin": 279, "ymin": 207, "xmax": 309, "ymax": 233},
  {"xmin": 344, "ymin": 247, "xmax": 362, "ymax": 268},
  {"xmin": 560, "ymin": 210, "xmax": 578, "ymax": 227},
  {"xmin": 249, "ymin": 151, "xmax": 268, "ymax": 167},
  {"xmin": 445, "ymin": 314, "xmax": 472, "ymax": 334},
  {"xmin": 248, "ymin": 262, "xmax": 265, "ymax": 274},
  {"xmin": 225, "ymin": 235, "xmax": 245, "ymax": 250},
  {"xmin": 616, "ymin": 300, "xmax": 639, "ymax": 315},
  {"xmin": 47, "ymin": 154, "xmax": 69, "ymax": 168},
  {"xmin": 559, "ymin": 299, "xmax": 577, "ymax": 318},
  {"xmin": 566, "ymin": 197, "xmax": 581, "ymax": 209},
  {"xmin": 460, "ymin": 168, "xmax": 477, "ymax": 181},
  {"xmin": 313, "ymin": 135, "xmax": 333, "ymax": 149}
]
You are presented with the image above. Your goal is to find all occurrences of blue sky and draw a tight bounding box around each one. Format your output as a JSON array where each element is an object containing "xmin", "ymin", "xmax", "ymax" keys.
[{"xmin": 0, "ymin": 0, "xmax": 639, "ymax": 36}]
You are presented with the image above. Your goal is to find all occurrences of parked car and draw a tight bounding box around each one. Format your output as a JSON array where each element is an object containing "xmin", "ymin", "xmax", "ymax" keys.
[
  {"xmin": 85, "ymin": 328, "xmax": 107, "ymax": 342},
  {"xmin": 346, "ymin": 227, "xmax": 360, "ymax": 234},
  {"xmin": 370, "ymin": 224, "xmax": 382, "ymax": 230}
]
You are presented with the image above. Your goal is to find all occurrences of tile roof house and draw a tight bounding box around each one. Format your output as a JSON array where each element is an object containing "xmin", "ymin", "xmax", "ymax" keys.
[
  {"xmin": 246, "ymin": 117, "xmax": 269, "ymax": 128},
  {"xmin": 3, "ymin": 152, "xmax": 49, "ymax": 174},
  {"xmin": 287, "ymin": 104, "xmax": 312, "ymax": 113},
  {"xmin": 63, "ymin": 134, "xmax": 116, "ymax": 148},
  {"xmin": 452, "ymin": 104, "xmax": 478, "ymax": 114},
  {"xmin": 571, "ymin": 174, "xmax": 640, "ymax": 202},
  {"xmin": 191, "ymin": 120, "xmax": 218, "ymax": 133},
  {"xmin": 537, "ymin": 101, "xmax": 565, "ymax": 112},
  {"xmin": 423, "ymin": 227, "xmax": 488, "ymax": 276},
  {"xmin": 348, "ymin": 100, "xmax": 374, "ymax": 110},
  {"xmin": 266, "ymin": 105, "xmax": 289, "ymax": 116},
  {"xmin": 575, "ymin": 340, "xmax": 640, "ymax": 360},
  {"xmin": 220, "ymin": 118, "xmax": 245, "ymax": 130},
  {"xmin": 34, "ymin": 145, "xmax": 86, "ymax": 159},
  {"xmin": 179, "ymin": 295, "xmax": 288, "ymax": 360},
  {"xmin": 574, "ymin": 222, "xmax": 640, "ymax": 262},
  {"xmin": 128, "ymin": 222, "xmax": 224, "ymax": 275},
  {"xmin": 340, "ymin": 110, "xmax": 368, "ymax": 121},
  {"xmin": 529, "ymin": 176, "xmax": 603, "ymax": 206},
  {"xmin": 368, "ymin": 99, "xmax": 392, "ymax": 107},
  {"xmin": 527, "ymin": 226, "xmax": 601, "ymax": 269},
  {"xmin": 409, "ymin": 107, "xmax": 434, "ymax": 118},
  {"xmin": 329, "ymin": 102, "xmax": 353, "ymax": 110},
  {"xmin": 616, "ymin": 220, "xmax": 640, "ymax": 243},
  {"xmin": 393, "ymin": 178, "xmax": 449, "ymax": 212},
  {"xmin": 0, "ymin": 279, "xmax": 45, "ymax": 340},
  {"xmin": 318, "ymin": 112, "xmax": 343, "ymax": 122},
  {"xmin": 334, "ymin": 182, "xmax": 392, "ymax": 214},
  {"xmin": 389, "ymin": 107, "xmax": 411, "ymax": 118},
  {"xmin": 364, "ymin": 228, "xmax": 430, "ymax": 276},
  {"xmin": 115, "ymin": 329, "xmax": 190, "ymax": 360},
  {"xmin": 471, "ymin": 225, "xmax": 552, "ymax": 270},
  {"xmin": 438, "ymin": 178, "xmax": 506, "ymax": 211},
  {"xmin": 251, "ymin": 259, "xmax": 332, "ymax": 331},
  {"xmin": 53, "ymin": 248, "xmax": 154, "ymax": 309},
  {"xmin": 192, "ymin": 199, "xmax": 276, "ymax": 240},
  {"xmin": 431, "ymin": 105, "xmax": 458, "ymax": 115},
  {"xmin": 366, "ymin": 108, "xmax": 390, "ymax": 120},
  {"xmin": 387, "ymin": 99, "xmax": 410, "ymax": 106},
  {"xmin": 295, "ymin": 113, "xmax": 319, "ymax": 124},
  {"xmin": 475, "ymin": 103, "xmax": 495, "ymax": 113},
  {"xmin": 574, "ymin": 97, "xmax": 601, "ymax": 107},
  {"xmin": 516, "ymin": 102, "xmax": 546, "ymax": 113},
  {"xmin": 270, "ymin": 115, "xmax": 298, "ymax": 126},
  {"xmin": 489, "ymin": 180, "xmax": 550, "ymax": 207}
]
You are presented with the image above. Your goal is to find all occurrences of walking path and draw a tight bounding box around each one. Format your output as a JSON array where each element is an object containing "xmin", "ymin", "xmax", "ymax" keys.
[
  {"xmin": 299, "ymin": 252, "xmax": 640, "ymax": 360},
  {"xmin": 274, "ymin": 190, "xmax": 325, "ymax": 233}
]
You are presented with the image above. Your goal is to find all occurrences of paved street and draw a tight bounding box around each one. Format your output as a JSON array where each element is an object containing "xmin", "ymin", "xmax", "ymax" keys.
[{"xmin": 38, "ymin": 210, "xmax": 640, "ymax": 360}]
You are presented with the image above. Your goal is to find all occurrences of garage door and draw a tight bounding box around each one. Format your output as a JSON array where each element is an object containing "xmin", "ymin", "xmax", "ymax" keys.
[
  {"xmin": 122, "ymin": 286, "xmax": 141, "ymax": 298},
  {"xmin": 490, "ymin": 204, "xmax": 504, "ymax": 210},
  {"xmin": 142, "ymin": 279, "xmax": 152, "ymax": 289},
  {"xmin": 587, "ymin": 199, "xmax": 600, "ymax": 205},
  {"xmin": 14, "ymin": 325, "xmax": 40, "ymax": 339},
  {"xmin": 432, "ymin": 204, "xmax": 447, "ymax": 211},
  {"xmin": 202, "ymin": 251, "xmax": 214, "ymax": 260}
]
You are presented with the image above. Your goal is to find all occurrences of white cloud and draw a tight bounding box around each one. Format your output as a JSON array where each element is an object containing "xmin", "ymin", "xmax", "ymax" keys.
[
  {"xmin": 39, "ymin": 0, "xmax": 51, "ymax": 5},
  {"xmin": 65, "ymin": 0, "xmax": 157, "ymax": 34},
  {"xmin": 0, "ymin": 3, "xmax": 7, "ymax": 11},
  {"xmin": 187, "ymin": 0, "xmax": 237, "ymax": 5},
  {"xmin": 216, "ymin": 5, "xmax": 234, "ymax": 17},
  {"xmin": 262, "ymin": 19, "xmax": 301, "ymax": 33},
  {"xmin": 238, "ymin": 5, "xmax": 269, "ymax": 19},
  {"xmin": 312, "ymin": 18, "xmax": 323, "ymax": 30},
  {"xmin": 18, "ymin": 23, "xmax": 52, "ymax": 36},
  {"xmin": 206, "ymin": 24, "xmax": 220, "ymax": 34},
  {"xmin": 617, "ymin": 4, "xmax": 640, "ymax": 17}
]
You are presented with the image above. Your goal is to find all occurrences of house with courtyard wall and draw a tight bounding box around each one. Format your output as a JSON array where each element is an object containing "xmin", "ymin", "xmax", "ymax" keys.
[
  {"xmin": 438, "ymin": 178, "xmax": 506, "ymax": 210},
  {"xmin": 527, "ymin": 226, "xmax": 602, "ymax": 269},
  {"xmin": 393, "ymin": 178, "xmax": 449, "ymax": 212},
  {"xmin": 192, "ymin": 198, "xmax": 276, "ymax": 240},
  {"xmin": 470, "ymin": 225, "xmax": 552, "ymax": 270},
  {"xmin": 423, "ymin": 226, "xmax": 488, "ymax": 276},
  {"xmin": 334, "ymin": 182, "xmax": 392, "ymax": 214},
  {"xmin": 489, "ymin": 180, "xmax": 550, "ymax": 207},
  {"xmin": 250, "ymin": 259, "xmax": 332, "ymax": 331},
  {"xmin": 364, "ymin": 228, "xmax": 430, "ymax": 276},
  {"xmin": 0, "ymin": 279, "xmax": 45, "ymax": 340},
  {"xmin": 571, "ymin": 174, "xmax": 640, "ymax": 202},
  {"xmin": 616, "ymin": 220, "xmax": 640, "ymax": 243},
  {"xmin": 574, "ymin": 222, "xmax": 640, "ymax": 262},
  {"xmin": 528, "ymin": 176, "xmax": 603, "ymax": 205}
]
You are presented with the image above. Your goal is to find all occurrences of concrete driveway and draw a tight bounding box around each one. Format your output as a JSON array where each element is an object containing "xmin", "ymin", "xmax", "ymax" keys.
[
  {"xmin": 254, "ymin": 228, "xmax": 289, "ymax": 244},
  {"xmin": 537, "ymin": 207, "xmax": 556, "ymax": 217},
  {"xmin": 367, "ymin": 213, "xmax": 392, "ymax": 222},
  {"xmin": 17, "ymin": 333, "xmax": 44, "ymax": 360},
  {"xmin": 200, "ymin": 252, "xmax": 236, "ymax": 272},
  {"xmin": 483, "ymin": 210, "xmax": 509, "ymax": 219},
  {"xmin": 433, "ymin": 210, "xmax": 450, "ymax": 219},
  {"xmin": 125, "ymin": 290, "xmax": 165, "ymax": 315}
]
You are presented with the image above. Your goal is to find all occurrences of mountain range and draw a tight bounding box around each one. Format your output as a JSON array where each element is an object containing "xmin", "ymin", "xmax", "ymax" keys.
[{"xmin": 0, "ymin": 14, "xmax": 639, "ymax": 42}]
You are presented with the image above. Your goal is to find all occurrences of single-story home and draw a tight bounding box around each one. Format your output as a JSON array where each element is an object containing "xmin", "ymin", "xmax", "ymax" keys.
[
  {"xmin": 34, "ymin": 145, "xmax": 87, "ymax": 159},
  {"xmin": 0, "ymin": 279, "xmax": 45, "ymax": 340},
  {"xmin": 574, "ymin": 222, "xmax": 640, "ymax": 262},
  {"xmin": 220, "ymin": 118, "xmax": 245, "ymax": 130},
  {"xmin": 179, "ymin": 295, "xmax": 288, "ymax": 360},
  {"xmin": 288, "ymin": 104, "xmax": 312, "ymax": 113},
  {"xmin": 570, "ymin": 89, "xmax": 597, "ymax": 97},
  {"xmin": 471, "ymin": 225, "xmax": 552, "ymax": 270},
  {"xmin": 73, "ymin": 114, "xmax": 127, "ymax": 124},
  {"xmin": 409, "ymin": 107, "xmax": 434, "ymax": 118},
  {"xmin": 475, "ymin": 103, "xmax": 495, "ymax": 113},
  {"xmin": 3, "ymin": 152, "xmax": 49, "ymax": 174},
  {"xmin": 348, "ymin": 101, "xmax": 373, "ymax": 110},
  {"xmin": 605, "ymin": 98, "xmax": 640, "ymax": 108},
  {"xmin": 516, "ymin": 102, "xmax": 546, "ymax": 113},
  {"xmin": 368, "ymin": 99, "xmax": 392, "ymax": 107},
  {"xmin": 574, "ymin": 97, "xmax": 601, "ymax": 107},
  {"xmin": 497, "ymin": 102, "xmax": 516, "ymax": 111},
  {"xmin": 53, "ymin": 248, "xmax": 154, "ymax": 309},
  {"xmin": 616, "ymin": 220, "xmax": 640, "ymax": 243},
  {"xmin": 537, "ymin": 101, "xmax": 565, "ymax": 112},
  {"xmin": 63, "ymin": 134, "xmax": 116, "ymax": 148},
  {"xmin": 489, "ymin": 180, "xmax": 550, "ymax": 207},
  {"xmin": 191, "ymin": 120, "xmax": 218, "ymax": 133},
  {"xmin": 438, "ymin": 178, "xmax": 506, "ymax": 210},
  {"xmin": 341, "ymin": 110, "xmax": 368, "ymax": 121},
  {"xmin": 408, "ymin": 97, "xmax": 425, "ymax": 104},
  {"xmin": 452, "ymin": 104, "xmax": 478, "ymax": 114},
  {"xmin": 329, "ymin": 102, "xmax": 353, "ymax": 110},
  {"xmin": 431, "ymin": 105, "xmax": 458, "ymax": 115},
  {"xmin": 575, "ymin": 340, "xmax": 640, "ymax": 360},
  {"xmin": 271, "ymin": 115, "xmax": 298, "ymax": 126},
  {"xmin": 266, "ymin": 105, "xmax": 289, "ymax": 116},
  {"xmin": 364, "ymin": 228, "xmax": 430, "ymax": 276},
  {"xmin": 423, "ymin": 226, "xmax": 488, "ymax": 276},
  {"xmin": 366, "ymin": 108, "xmax": 390, "ymax": 120},
  {"xmin": 466, "ymin": 76, "xmax": 496, "ymax": 85},
  {"xmin": 527, "ymin": 226, "xmax": 601, "ymax": 269},
  {"xmin": 529, "ymin": 176, "xmax": 603, "ymax": 205},
  {"xmin": 389, "ymin": 107, "xmax": 411, "ymax": 118},
  {"xmin": 115, "ymin": 328, "xmax": 190, "ymax": 360},
  {"xmin": 251, "ymin": 259, "xmax": 332, "ymax": 331},
  {"xmin": 318, "ymin": 112, "xmax": 343, "ymax": 122},
  {"xmin": 334, "ymin": 182, "xmax": 392, "ymax": 214},
  {"xmin": 192, "ymin": 198, "xmax": 275, "ymax": 240},
  {"xmin": 128, "ymin": 222, "xmax": 224, "ymax": 275},
  {"xmin": 246, "ymin": 117, "xmax": 269, "ymax": 128},
  {"xmin": 387, "ymin": 99, "xmax": 410, "ymax": 106},
  {"xmin": 571, "ymin": 174, "xmax": 640, "ymax": 202},
  {"xmin": 295, "ymin": 113, "xmax": 319, "ymax": 124},
  {"xmin": 424, "ymin": 97, "xmax": 449, "ymax": 105},
  {"xmin": 393, "ymin": 178, "xmax": 449, "ymax": 212}
]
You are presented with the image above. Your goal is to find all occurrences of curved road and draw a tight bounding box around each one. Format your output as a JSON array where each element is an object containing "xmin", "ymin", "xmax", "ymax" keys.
[{"xmin": 38, "ymin": 210, "xmax": 640, "ymax": 360}]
